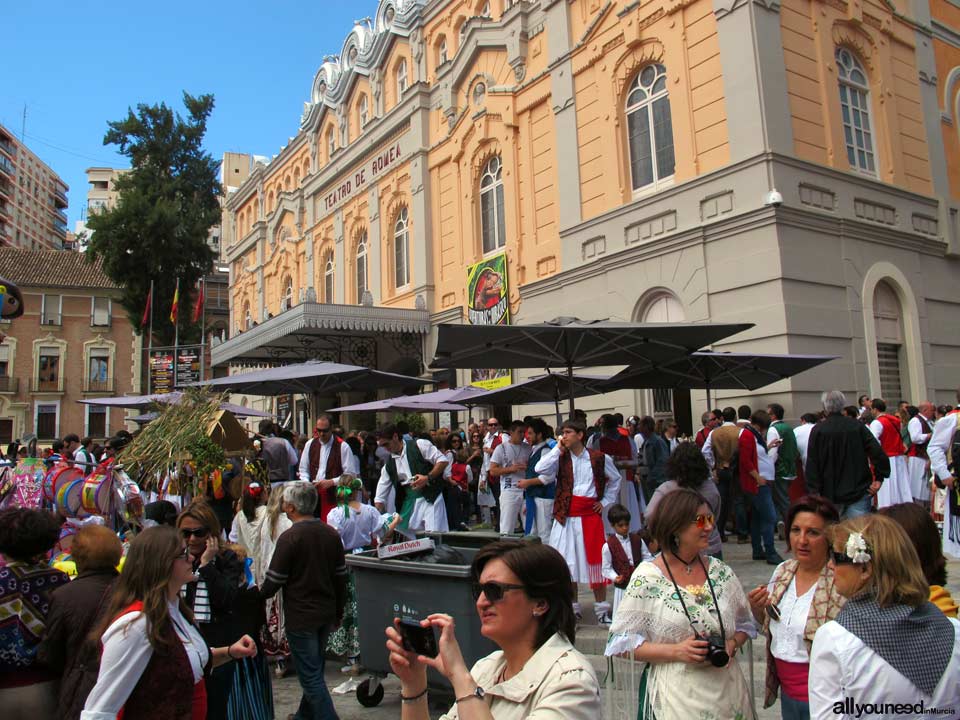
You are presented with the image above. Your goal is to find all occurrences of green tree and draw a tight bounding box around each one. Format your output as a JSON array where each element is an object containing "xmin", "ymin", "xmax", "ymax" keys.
[{"xmin": 86, "ymin": 92, "xmax": 220, "ymax": 346}]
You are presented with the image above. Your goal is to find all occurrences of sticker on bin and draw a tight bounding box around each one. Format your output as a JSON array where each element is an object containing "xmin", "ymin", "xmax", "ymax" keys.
[{"xmin": 377, "ymin": 537, "xmax": 435, "ymax": 559}]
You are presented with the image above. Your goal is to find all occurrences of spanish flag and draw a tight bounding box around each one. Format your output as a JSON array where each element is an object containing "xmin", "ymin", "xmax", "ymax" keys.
[{"xmin": 169, "ymin": 279, "xmax": 180, "ymax": 324}]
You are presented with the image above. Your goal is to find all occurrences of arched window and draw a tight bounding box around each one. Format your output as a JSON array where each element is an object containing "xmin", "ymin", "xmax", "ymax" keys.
[
  {"xmin": 438, "ymin": 37, "xmax": 448, "ymax": 66},
  {"xmin": 293, "ymin": 168, "xmax": 301, "ymax": 187},
  {"xmin": 323, "ymin": 251, "xmax": 335, "ymax": 303},
  {"xmin": 394, "ymin": 207, "xmax": 410, "ymax": 288},
  {"xmin": 479, "ymin": 155, "xmax": 506, "ymax": 253},
  {"xmin": 479, "ymin": 1, "xmax": 491, "ymax": 17},
  {"xmin": 397, "ymin": 58, "xmax": 408, "ymax": 98},
  {"xmin": 358, "ymin": 95, "xmax": 369, "ymax": 130},
  {"xmin": 267, "ymin": 190, "xmax": 275, "ymax": 214},
  {"xmin": 327, "ymin": 127, "xmax": 336, "ymax": 159},
  {"xmin": 836, "ymin": 47, "xmax": 877, "ymax": 175},
  {"xmin": 625, "ymin": 64, "xmax": 675, "ymax": 193},
  {"xmin": 356, "ymin": 232, "xmax": 368, "ymax": 302},
  {"xmin": 640, "ymin": 292, "xmax": 686, "ymax": 415},
  {"xmin": 281, "ymin": 275, "xmax": 293, "ymax": 310},
  {"xmin": 873, "ymin": 281, "xmax": 904, "ymax": 401}
]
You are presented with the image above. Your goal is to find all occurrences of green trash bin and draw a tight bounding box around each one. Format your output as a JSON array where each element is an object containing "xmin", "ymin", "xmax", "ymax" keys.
[{"xmin": 346, "ymin": 544, "xmax": 498, "ymax": 707}]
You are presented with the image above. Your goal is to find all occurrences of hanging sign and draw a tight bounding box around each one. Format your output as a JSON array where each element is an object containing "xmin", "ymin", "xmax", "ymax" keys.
[{"xmin": 466, "ymin": 253, "xmax": 512, "ymax": 390}]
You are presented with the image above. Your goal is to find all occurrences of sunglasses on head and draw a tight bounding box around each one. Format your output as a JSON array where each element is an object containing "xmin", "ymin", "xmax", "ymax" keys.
[
  {"xmin": 693, "ymin": 513, "xmax": 715, "ymax": 529},
  {"xmin": 471, "ymin": 581, "xmax": 525, "ymax": 603},
  {"xmin": 830, "ymin": 550, "xmax": 855, "ymax": 565},
  {"xmin": 180, "ymin": 527, "xmax": 210, "ymax": 539}
]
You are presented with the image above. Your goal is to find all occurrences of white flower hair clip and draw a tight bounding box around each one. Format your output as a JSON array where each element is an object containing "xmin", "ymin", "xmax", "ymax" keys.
[{"xmin": 844, "ymin": 532, "xmax": 872, "ymax": 564}]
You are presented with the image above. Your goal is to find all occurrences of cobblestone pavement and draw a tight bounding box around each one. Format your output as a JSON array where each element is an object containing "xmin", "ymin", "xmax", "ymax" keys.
[{"xmin": 271, "ymin": 536, "xmax": 960, "ymax": 720}]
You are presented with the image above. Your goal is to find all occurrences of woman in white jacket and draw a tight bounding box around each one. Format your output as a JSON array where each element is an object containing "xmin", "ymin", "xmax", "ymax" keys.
[{"xmin": 809, "ymin": 514, "xmax": 960, "ymax": 720}]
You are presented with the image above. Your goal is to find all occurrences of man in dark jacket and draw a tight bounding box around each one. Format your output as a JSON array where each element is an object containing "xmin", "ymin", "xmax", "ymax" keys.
[
  {"xmin": 806, "ymin": 390, "xmax": 890, "ymax": 518},
  {"xmin": 38, "ymin": 525, "xmax": 122, "ymax": 720}
]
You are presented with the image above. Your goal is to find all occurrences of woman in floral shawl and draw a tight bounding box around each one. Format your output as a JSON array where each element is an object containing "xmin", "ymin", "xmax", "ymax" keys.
[{"xmin": 606, "ymin": 488, "xmax": 756, "ymax": 720}]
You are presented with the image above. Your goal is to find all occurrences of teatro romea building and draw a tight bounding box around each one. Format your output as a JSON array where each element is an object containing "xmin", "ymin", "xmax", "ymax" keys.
[{"xmin": 219, "ymin": 0, "xmax": 960, "ymax": 429}]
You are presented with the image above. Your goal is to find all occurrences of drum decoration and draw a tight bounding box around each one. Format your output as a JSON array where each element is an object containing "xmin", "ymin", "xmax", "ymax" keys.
[
  {"xmin": 56, "ymin": 478, "xmax": 86, "ymax": 517},
  {"xmin": 51, "ymin": 465, "xmax": 83, "ymax": 502},
  {"xmin": 81, "ymin": 475, "xmax": 112, "ymax": 514}
]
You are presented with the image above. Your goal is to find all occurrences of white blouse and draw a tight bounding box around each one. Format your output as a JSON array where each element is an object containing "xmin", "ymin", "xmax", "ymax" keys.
[
  {"xmin": 809, "ymin": 618, "xmax": 960, "ymax": 720},
  {"xmin": 81, "ymin": 600, "xmax": 209, "ymax": 720},
  {"xmin": 766, "ymin": 572, "xmax": 816, "ymax": 663},
  {"xmin": 326, "ymin": 502, "xmax": 387, "ymax": 551}
]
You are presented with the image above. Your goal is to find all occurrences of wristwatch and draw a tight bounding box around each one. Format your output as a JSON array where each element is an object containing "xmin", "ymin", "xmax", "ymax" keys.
[{"xmin": 456, "ymin": 686, "xmax": 485, "ymax": 704}]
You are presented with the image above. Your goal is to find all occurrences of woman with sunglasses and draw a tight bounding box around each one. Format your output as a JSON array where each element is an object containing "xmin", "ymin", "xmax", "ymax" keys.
[
  {"xmin": 606, "ymin": 488, "xmax": 755, "ymax": 720},
  {"xmin": 81, "ymin": 526, "xmax": 256, "ymax": 719},
  {"xmin": 385, "ymin": 540, "xmax": 600, "ymax": 720},
  {"xmin": 176, "ymin": 500, "xmax": 246, "ymax": 720},
  {"xmin": 747, "ymin": 495, "xmax": 845, "ymax": 720},
  {"xmin": 443, "ymin": 433, "xmax": 472, "ymax": 530},
  {"xmin": 809, "ymin": 515, "xmax": 960, "ymax": 720}
]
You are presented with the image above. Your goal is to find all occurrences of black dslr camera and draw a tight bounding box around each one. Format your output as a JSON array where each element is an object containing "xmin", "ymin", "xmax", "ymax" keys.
[{"xmin": 701, "ymin": 635, "xmax": 729, "ymax": 667}]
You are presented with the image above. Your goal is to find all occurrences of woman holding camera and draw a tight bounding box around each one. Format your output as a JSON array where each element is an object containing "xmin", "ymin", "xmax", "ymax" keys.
[
  {"xmin": 606, "ymin": 488, "xmax": 755, "ymax": 720},
  {"xmin": 385, "ymin": 540, "xmax": 600, "ymax": 719},
  {"xmin": 809, "ymin": 514, "xmax": 960, "ymax": 720},
  {"xmin": 747, "ymin": 495, "xmax": 845, "ymax": 720}
]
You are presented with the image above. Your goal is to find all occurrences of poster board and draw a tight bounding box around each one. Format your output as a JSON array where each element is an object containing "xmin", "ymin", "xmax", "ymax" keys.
[{"xmin": 466, "ymin": 253, "xmax": 512, "ymax": 390}]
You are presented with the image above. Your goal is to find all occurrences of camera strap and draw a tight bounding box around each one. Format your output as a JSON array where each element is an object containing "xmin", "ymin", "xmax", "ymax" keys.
[{"xmin": 662, "ymin": 553, "xmax": 727, "ymax": 642}]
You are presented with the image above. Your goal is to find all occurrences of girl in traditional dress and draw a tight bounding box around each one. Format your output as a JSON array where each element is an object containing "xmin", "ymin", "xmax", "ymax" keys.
[
  {"xmin": 606, "ymin": 488, "xmax": 756, "ymax": 720},
  {"xmin": 326, "ymin": 476, "xmax": 400, "ymax": 675},
  {"xmin": 258, "ymin": 483, "xmax": 292, "ymax": 677}
]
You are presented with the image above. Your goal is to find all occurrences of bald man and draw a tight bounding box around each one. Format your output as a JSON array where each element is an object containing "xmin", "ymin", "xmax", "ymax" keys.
[{"xmin": 906, "ymin": 402, "xmax": 936, "ymax": 505}]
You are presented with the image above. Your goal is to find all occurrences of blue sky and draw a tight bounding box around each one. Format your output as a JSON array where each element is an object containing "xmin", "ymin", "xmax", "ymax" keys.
[{"xmin": 2, "ymin": 1, "xmax": 379, "ymax": 229}]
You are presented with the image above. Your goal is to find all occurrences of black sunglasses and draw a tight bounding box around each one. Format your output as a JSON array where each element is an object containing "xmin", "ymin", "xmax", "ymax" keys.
[
  {"xmin": 180, "ymin": 527, "xmax": 210, "ymax": 539},
  {"xmin": 830, "ymin": 550, "xmax": 855, "ymax": 565},
  {"xmin": 471, "ymin": 581, "xmax": 525, "ymax": 603}
]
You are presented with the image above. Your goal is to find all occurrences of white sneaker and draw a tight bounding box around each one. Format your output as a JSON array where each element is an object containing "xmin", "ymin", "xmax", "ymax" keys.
[
  {"xmin": 597, "ymin": 612, "xmax": 612, "ymax": 625},
  {"xmin": 332, "ymin": 677, "xmax": 362, "ymax": 695}
]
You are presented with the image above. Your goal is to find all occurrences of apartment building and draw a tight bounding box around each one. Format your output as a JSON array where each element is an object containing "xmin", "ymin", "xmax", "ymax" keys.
[
  {"xmin": 0, "ymin": 248, "xmax": 139, "ymax": 444},
  {"xmin": 0, "ymin": 123, "xmax": 69, "ymax": 251}
]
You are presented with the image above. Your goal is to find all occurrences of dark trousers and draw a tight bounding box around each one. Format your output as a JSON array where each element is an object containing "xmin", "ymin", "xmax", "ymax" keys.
[
  {"xmin": 773, "ymin": 475, "xmax": 793, "ymax": 524},
  {"xmin": 443, "ymin": 485, "xmax": 469, "ymax": 528},
  {"xmin": 749, "ymin": 485, "xmax": 777, "ymax": 559},
  {"xmin": 205, "ymin": 661, "xmax": 236, "ymax": 720},
  {"xmin": 286, "ymin": 626, "xmax": 339, "ymax": 720}
]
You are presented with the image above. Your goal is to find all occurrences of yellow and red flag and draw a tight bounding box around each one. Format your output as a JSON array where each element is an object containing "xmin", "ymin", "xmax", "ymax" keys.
[{"xmin": 169, "ymin": 279, "xmax": 180, "ymax": 324}]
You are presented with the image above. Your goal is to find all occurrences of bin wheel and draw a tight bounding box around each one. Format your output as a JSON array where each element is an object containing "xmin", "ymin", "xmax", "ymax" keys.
[{"xmin": 356, "ymin": 678, "xmax": 384, "ymax": 707}]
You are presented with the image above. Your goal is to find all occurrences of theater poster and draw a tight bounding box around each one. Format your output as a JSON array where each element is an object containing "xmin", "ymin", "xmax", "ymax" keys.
[{"xmin": 466, "ymin": 253, "xmax": 512, "ymax": 389}]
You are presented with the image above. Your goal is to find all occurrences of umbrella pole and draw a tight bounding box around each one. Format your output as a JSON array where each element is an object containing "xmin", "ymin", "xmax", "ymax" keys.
[{"xmin": 706, "ymin": 386, "xmax": 712, "ymax": 410}]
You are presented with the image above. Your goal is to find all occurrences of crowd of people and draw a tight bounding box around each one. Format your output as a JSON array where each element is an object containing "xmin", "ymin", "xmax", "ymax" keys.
[{"xmin": 0, "ymin": 387, "xmax": 958, "ymax": 720}]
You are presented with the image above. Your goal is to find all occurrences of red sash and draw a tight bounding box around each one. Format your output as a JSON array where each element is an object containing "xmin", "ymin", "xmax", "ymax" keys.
[{"xmin": 569, "ymin": 495, "xmax": 605, "ymax": 586}]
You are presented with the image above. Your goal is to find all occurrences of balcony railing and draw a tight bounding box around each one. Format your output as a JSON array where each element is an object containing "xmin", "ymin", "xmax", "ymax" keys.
[
  {"xmin": 0, "ymin": 376, "xmax": 19, "ymax": 393},
  {"xmin": 52, "ymin": 221, "xmax": 67, "ymax": 237},
  {"xmin": 0, "ymin": 139, "xmax": 14, "ymax": 159},
  {"xmin": 54, "ymin": 188, "xmax": 67, "ymax": 207},
  {"xmin": 31, "ymin": 378, "xmax": 62, "ymax": 393},
  {"xmin": 84, "ymin": 377, "xmax": 115, "ymax": 393},
  {"xmin": 0, "ymin": 156, "xmax": 14, "ymax": 177},
  {"xmin": 54, "ymin": 208, "xmax": 67, "ymax": 224},
  {"xmin": 0, "ymin": 202, "xmax": 9, "ymax": 219}
]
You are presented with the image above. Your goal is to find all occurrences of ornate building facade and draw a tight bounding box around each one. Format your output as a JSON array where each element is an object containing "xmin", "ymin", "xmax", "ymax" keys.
[{"xmin": 219, "ymin": 0, "xmax": 960, "ymax": 426}]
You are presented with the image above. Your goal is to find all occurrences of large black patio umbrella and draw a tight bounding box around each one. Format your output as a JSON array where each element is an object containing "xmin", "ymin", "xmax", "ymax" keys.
[
  {"xmin": 431, "ymin": 317, "xmax": 753, "ymax": 416},
  {"xmin": 186, "ymin": 360, "xmax": 429, "ymax": 396},
  {"xmin": 469, "ymin": 372, "xmax": 611, "ymax": 427},
  {"xmin": 602, "ymin": 351, "xmax": 839, "ymax": 407}
]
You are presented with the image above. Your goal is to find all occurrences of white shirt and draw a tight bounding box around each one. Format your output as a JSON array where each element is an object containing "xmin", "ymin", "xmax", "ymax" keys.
[
  {"xmin": 766, "ymin": 425, "xmax": 781, "ymax": 465},
  {"xmin": 81, "ymin": 600, "xmax": 209, "ymax": 720},
  {"xmin": 765, "ymin": 568, "xmax": 815, "ymax": 663},
  {"xmin": 480, "ymin": 431, "xmax": 509, "ymax": 478},
  {"xmin": 809, "ymin": 618, "xmax": 960, "ymax": 720},
  {"xmin": 929, "ymin": 411, "xmax": 958, "ymax": 482},
  {"xmin": 908, "ymin": 416, "xmax": 933, "ymax": 445},
  {"xmin": 755, "ymin": 433, "xmax": 776, "ymax": 481},
  {"xmin": 374, "ymin": 438, "xmax": 446, "ymax": 510},
  {"xmin": 491, "ymin": 441, "xmax": 532, "ymax": 491},
  {"xmin": 533, "ymin": 444, "xmax": 621, "ymax": 504},
  {"xmin": 794, "ymin": 423, "xmax": 814, "ymax": 467},
  {"xmin": 327, "ymin": 502, "xmax": 387, "ymax": 551},
  {"xmin": 601, "ymin": 533, "xmax": 653, "ymax": 582},
  {"xmin": 297, "ymin": 436, "xmax": 359, "ymax": 482}
]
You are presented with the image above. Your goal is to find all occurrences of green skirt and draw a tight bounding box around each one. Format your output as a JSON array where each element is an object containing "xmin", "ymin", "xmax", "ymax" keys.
[{"xmin": 326, "ymin": 570, "xmax": 359, "ymax": 659}]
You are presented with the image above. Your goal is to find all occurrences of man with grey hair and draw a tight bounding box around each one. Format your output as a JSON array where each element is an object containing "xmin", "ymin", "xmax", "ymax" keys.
[
  {"xmin": 806, "ymin": 390, "xmax": 890, "ymax": 518},
  {"xmin": 261, "ymin": 481, "xmax": 346, "ymax": 719}
]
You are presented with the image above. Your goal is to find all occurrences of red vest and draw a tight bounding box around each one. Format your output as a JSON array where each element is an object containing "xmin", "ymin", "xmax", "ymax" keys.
[
  {"xmin": 877, "ymin": 414, "xmax": 906, "ymax": 457},
  {"xmin": 606, "ymin": 533, "xmax": 644, "ymax": 589},
  {"xmin": 598, "ymin": 433, "xmax": 634, "ymax": 482},
  {"xmin": 112, "ymin": 602, "xmax": 206, "ymax": 720},
  {"xmin": 450, "ymin": 462, "xmax": 469, "ymax": 490},
  {"xmin": 309, "ymin": 436, "xmax": 345, "ymax": 521},
  {"xmin": 552, "ymin": 448, "xmax": 607, "ymax": 524},
  {"xmin": 907, "ymin": 415, "xmax": 932, "ymax": 459}
]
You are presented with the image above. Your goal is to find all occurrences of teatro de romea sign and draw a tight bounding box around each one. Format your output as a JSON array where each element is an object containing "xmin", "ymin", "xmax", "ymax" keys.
[{"xmin": 319, "ymin": 141, "xmax": 403, "ymax": 215}]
